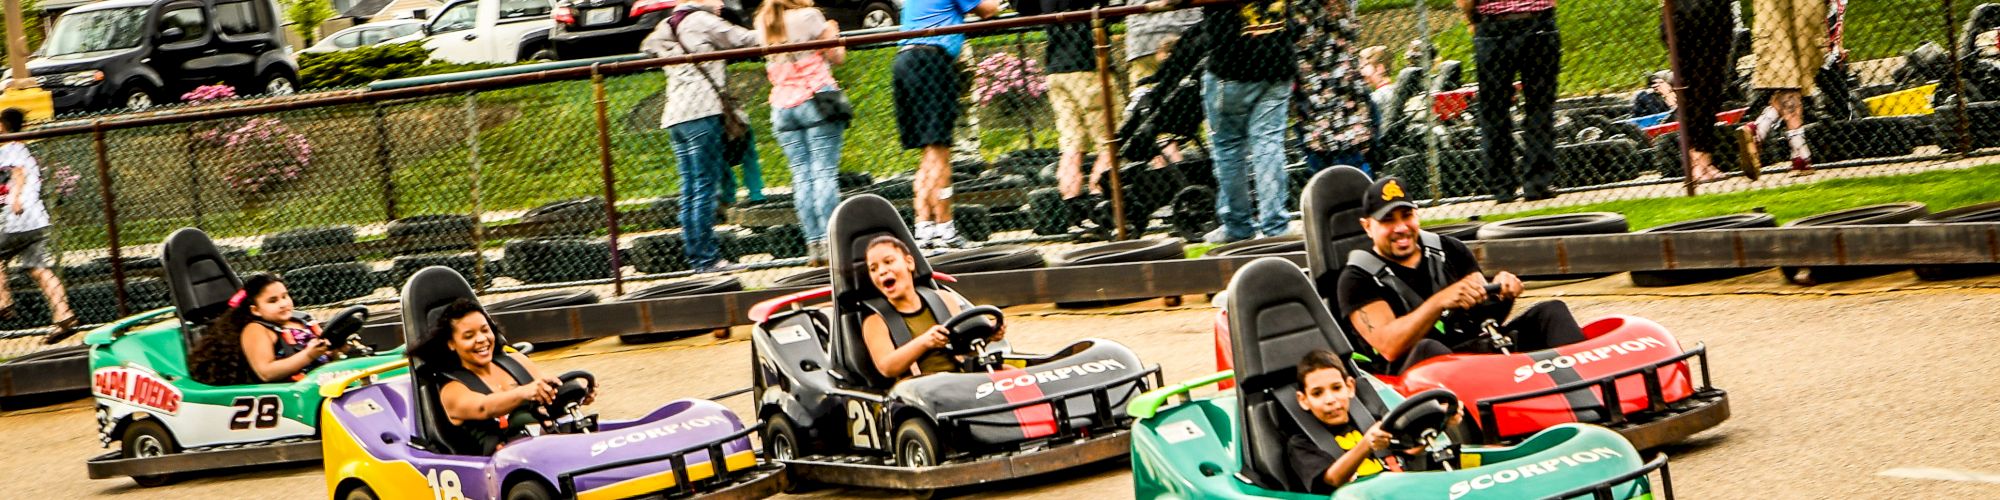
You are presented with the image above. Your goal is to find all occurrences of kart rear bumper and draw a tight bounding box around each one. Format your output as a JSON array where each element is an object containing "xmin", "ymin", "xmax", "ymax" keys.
[
  {"xmin": 85, "ymin": 439, "xmax": 320, "ymax": 479},
  {"xmin": 781, "ymin": 429, "xmax": 1130, "ymax": 490},
  {"xmin": 1614, "ymin": 390, "xmax": 1729, "ymax": 451},
  {"xmin": 690, "ymin": 463, "xmax": 788, "ymax": 500}
]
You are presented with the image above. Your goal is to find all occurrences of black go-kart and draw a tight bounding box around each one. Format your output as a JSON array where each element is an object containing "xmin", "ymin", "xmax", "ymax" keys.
[{"xmin": 746, "ymin": 195, "xmax": 1162, "ymax": 497}]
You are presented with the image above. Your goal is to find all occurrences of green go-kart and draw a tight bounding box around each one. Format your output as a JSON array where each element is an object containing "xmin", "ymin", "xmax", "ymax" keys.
[
  {"xmin": 1129, "ymin": 258, "xmax": 1672, "ymax": 499},
  {"xmin": 83, "ymin": 228, "xmax": 406, "ymax": 486}
]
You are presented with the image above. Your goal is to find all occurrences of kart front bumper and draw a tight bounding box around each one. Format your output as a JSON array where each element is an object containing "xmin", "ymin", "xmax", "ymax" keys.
[
  {"xmin": 782, "ymin": 429, "xmax": 1130, "ymax": 490},
  {"xmin": 85, "ymin": 439, "xmax": 320, "ymax": 479},
  {"xmin": 1614, "ymin": 390, "xmax": 1729, "ymax": 451}
]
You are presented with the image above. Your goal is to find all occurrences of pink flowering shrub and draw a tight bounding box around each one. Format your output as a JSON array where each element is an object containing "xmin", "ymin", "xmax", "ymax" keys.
[
  {"xmin": 48, "ymin": 163, "xmax": 80, "ymax": 200},
  {"xmin": 182, "ymin": 84, "xmax": 238, "ymax": 103},
  {"xmin": 970, "ymin": 52, "xmax": 1047, "ymax": 107},
  {"xmin": 184, "ymin": 85, "xmax": 314, "ymax": 197}
]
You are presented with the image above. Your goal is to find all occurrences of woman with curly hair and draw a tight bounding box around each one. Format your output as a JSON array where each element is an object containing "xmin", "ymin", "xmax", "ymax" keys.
[{"xmin": 189, "ymin": 274, "xmax": 345, "ymax": 386}]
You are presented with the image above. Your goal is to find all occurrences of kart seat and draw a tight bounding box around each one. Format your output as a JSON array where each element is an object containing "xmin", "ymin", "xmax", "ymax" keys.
[
  {"xmin": 826, "ymin": 195, "xmax": 936, "ymax": 391},
  {"xmin": 162, "ymin": 228, "xmax": 244, "ymax": 350},
  {"xmin": 400, "ymin": 266, "xmax": 496, "ymax": 456},
  {"xmin": 1227, "ymin": 257, "xmax": 1393, "ymax": 493},
  {"xmin": 1301, "ymin": 166, "xmax": 1375, "ymax": 305}
]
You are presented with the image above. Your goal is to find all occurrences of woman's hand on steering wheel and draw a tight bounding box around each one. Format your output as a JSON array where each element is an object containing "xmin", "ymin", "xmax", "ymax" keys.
[
  {"xmin": 515, "ymin": 379, "xmax": 557, "ymax": 406},
  {"xmin": 922, "ymin": 325, "xmax": 951, "ymax": 350}
]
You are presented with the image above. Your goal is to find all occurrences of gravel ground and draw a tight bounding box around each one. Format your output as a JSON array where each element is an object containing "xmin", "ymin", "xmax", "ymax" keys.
[{"xmin": 6, "ymin": 270, "xmax": 2000, "ymax": 498}]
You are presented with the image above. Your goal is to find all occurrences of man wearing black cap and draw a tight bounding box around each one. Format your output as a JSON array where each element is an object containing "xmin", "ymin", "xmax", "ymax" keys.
[{"xmin": 1332, "ymin": 176, "xmax": 1585, "ymax": 375}]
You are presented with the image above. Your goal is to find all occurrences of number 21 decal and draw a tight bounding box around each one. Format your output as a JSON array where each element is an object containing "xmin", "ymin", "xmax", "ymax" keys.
[
  {"xmin": 846, "ymin": 400, "xmax": 877, "ymax": 449},
  {"xmin": 229, "ymin": 396, "xmax": 282, "ymax": 430}
]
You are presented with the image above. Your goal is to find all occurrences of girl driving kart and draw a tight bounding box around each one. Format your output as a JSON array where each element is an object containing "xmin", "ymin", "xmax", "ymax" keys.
[
  {"xmin": 189, "ymin": 274, "xmax": 350, "ymax": 385},
  {"xmin": 427, "ymin": 299, "xmax": 595, "ymax": 455},
  {"xmin": 858, "ymin": 235, "xmax": 1005, "ymax": 379}
]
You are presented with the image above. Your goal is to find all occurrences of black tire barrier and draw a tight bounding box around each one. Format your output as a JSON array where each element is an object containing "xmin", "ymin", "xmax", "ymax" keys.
[
  {"xmin": 953, "ymin": 204, "xmax": 993, "ymax": 242},
  {"xmin": 386, "ymin": 214, "xmax": 477, "ymax": 253},
  {"xmin": 951, "ymin": 158, "xmax": 989, "ymax": 177},
  {"xmin": 1628, "ymin": 213, "xmax": 1779, "ymax": 287},
  {"xmin": 616, "ymin": 277, "xmax": 746, "ymax": 344},
  {"xmin": 488, "ymin": 290, "xmax": 601, "ymax": 313},
  {"xmin": 524, "ymin": 197, "xmax": 608, "ymax": 236},
  {"xmin": 1054, "ymin": 238, "xmax": 1185, "ymax": 309},
  {"xmin": 957, "ymin": 174, "xmax": 1033, "ymax": 195},
  {"xmin": 1203, "ymin": 235, "xmax": 1305, "ymax": 257},
  {"xmin": 390, "ymin": 253, "xmax": 493, "ymax": 289},
  {"xmin": 504, "ymin": 237, "xmax": 614, "ymax": 284},
  {"xmin": 1780, "ymin": 203, "xmax": 1931, "ymax": 285},
  {"xmin": 761, "ymin": 224, "xmax": 812, "ymax": 260},
  {"xmin": 716, "ymin": 229, "xmax": 755, "ymax": 260},
  {"xmin": 851, "ymin": 178, "xmax": 914, "ymax": 200},
  {"xmin": 1028, "ymin": 187, "xmax": 1074, "ymax": 236},
  {"xmin": 1553, "ymin": 139, "xmax": 1645, "ymax": 188},
  {"xmin": 1807, "ymin": 116, "xmax": 1924, "ymax": 164},
  {"xmin": 1428, "ymin": 221, "xmax": 1486, "ymax": 241},
  {"xmin": 1383, "ymin": 150, "xmax": 1484, "ymax": 200},
  {"xmin": 773, "ymin": 268, "xmax": 831, "ymax": 288},
  {"xmin": 995, "ymin": 148, "xmax": 1060, "ymax": 175},
  {"xmin": 1931, "ymin": 102, "xmax": 2000, "ymax": 152},
  {"xmin": 836, "ymin": 171, "xmax": 874, "ymax": 190},
  {"xmin": 287, "ymin": 262, "xmax": 380, "ymax": 307},
  {"xmin": 1478, "ymin": 213, "xmax": 1629, "ymax": 281},
  {"xmin": 628, "ymin": 234, "xmax": 688, "ymax": 274},
  {"xmin": 262, "ymin": 225, "xmax": 358, "ymax": 270},
  {"xmin": 1911, "ymin": 201, "xmax": 2000, "ymax": 281},
  {"xmin": 629, "ymin": 198, "xmax": 681, "ymax": 232},
  {"xmin": 930, "ymin": 246, "xmax": 1047, "ymax": 275},
  {"xmin": 72, "ymin": 278, "xmax": 169, "ymax": 325},
  {"xmin": 0, "ymin": 284, "xmax": 51, "ymax": 330}
]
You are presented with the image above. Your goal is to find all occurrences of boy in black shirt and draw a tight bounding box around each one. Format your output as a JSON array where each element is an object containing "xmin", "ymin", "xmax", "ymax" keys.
[{"xmin": 1287, "ymin": 348, "xmax": 1391, "ymax": 494}]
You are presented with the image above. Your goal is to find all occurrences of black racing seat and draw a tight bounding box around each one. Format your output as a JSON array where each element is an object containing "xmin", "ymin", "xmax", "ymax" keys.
[
  {"xmin": 399, "ymin": 266, "xmax": 509, "ymax": 456},
  {"xmin": 162, "ymin": 228, "xmax": 243, "ymax": 352},
  {"xmin": 1228, "ymin": 257, "xmax": 1393, "ymax": 493},
  {"xmin": 1301, "ymin": 166, "xmax": 1375, "ymax": 304},
  {"xmin": 825, "ymin": 195, "xmax": 938, "ymax": 391},
  {"xmin": 1383, "ymin": 66, "xmax": 1427, "ymax": 126}
]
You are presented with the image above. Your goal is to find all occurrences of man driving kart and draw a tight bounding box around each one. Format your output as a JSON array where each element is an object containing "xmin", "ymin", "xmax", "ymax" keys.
[
  {"xmin": 858, "ymin": 235, "xmax": 1005, "ymax": 379},
  {"xmin": 1332, "ymin": 177, "xmax": 1585, "ymax": 375},
  {"xmin": 427, "ymin": 299, "xmax": 595, "ymax": 455}
]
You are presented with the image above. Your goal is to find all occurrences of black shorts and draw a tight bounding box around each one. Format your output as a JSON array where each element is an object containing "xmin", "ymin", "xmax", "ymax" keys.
[{"xmin": 892, "ymin": 45, "xmax": 964, "ymax": 149}]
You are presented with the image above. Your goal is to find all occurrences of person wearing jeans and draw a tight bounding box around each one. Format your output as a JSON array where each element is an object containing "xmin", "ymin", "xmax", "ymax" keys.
[
  {"xmin": 1157, "ymin": 0, "xmax": 1296, "ymax": 243},
  {"xmin": 1462, "ymin": 0, "xmax": 1559, "ymax": 202},
  {"xmin": 643, "ymin": 0, "xmax": 760, "ymax": 271},
  {"xmin": 759, "ymin": 0, "xmax": 847, "ymax": 265},
  {"xmin": 667, "ymin": 117, "xmax": 728, "ymax": 270}
]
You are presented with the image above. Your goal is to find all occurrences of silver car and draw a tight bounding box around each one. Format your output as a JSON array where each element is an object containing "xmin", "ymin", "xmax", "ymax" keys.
[{"xmin": 302, "ymin": 19, "xmax": 426, "ymax": 54}]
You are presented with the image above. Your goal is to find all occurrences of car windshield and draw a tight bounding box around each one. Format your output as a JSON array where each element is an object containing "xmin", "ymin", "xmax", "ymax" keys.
[{"xmin": 44, "ymin": 7, "xmax": 148, "ymax": 57}]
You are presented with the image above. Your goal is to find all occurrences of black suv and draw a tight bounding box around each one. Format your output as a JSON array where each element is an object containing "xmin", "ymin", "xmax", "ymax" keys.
[
  {"xmin": 547, "ymin": 0, "xmax": 898, "ymax": 60},
  {"xmin": 15, "ymin": 0, "xmax": 299, "ymax": 113}
]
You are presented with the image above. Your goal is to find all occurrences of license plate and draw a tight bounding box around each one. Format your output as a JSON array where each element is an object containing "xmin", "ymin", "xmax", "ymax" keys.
[{"xmin": 584, "ymin": 7, "xmax": 618, "ymax": 26}]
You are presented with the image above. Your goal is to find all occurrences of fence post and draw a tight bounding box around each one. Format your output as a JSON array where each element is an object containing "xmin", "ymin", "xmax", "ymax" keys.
[
  {"xmin": 592, "ymin": 65, "xmax": 624, "ymax": 297},
  {"xmin": 1091, "ymin": 6, "xmax": 1128, "ymax": 240},
  {"xmin": 1946, "ymin": 0, "xmax": 1973, "ymax": 154},
  {"xmin": 92, "ymin": 121, "xmax": 129, "ymax": 317},
  {"xmin": 1662, "ymin": 0, "xmax": 1698, "ymax": 196},
  {"xmin": 1416, "ymin": 0, "xmax": 1443, "ymax": 202},
  {"xmin": 466, "ymin": 92, "xmax": 488, "ymax": 292},
  {"xmin": 375, "ymin": 102, "xmax": 398, "ymax": 222}
]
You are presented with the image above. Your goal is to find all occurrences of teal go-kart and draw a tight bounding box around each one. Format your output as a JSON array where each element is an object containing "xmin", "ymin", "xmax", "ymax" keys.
[
  {"xmin": 1129, "ymin": 258, "xmax": 1672, "ymax": 499},
  {"xmin": 84, "ymin": 228, "xmax": 406, "ymax": 486}
]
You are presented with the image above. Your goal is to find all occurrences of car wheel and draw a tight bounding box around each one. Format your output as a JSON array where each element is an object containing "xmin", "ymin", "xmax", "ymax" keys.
[
  {"xmin": 861, "ymin": 2, "xmax": 898, "ymax": 29},
  {"xmin": 342, "ymin": 484, "xmax": 379, "ymax": 500},
  {"xmin": 261, "ymin": 72, "xmax": 297, "ymax": 96},
  {"xmin": 528, "ymin": 46, "xmax": 556, "ymax": 62},
  {"xmin": 120, "ymin": 84, "xmax": 156, "ymax": 110},
  {"xmin": 122, "ymin": 419, "xmax": 178, "ymax": 487},
  {"xmin": 503, "ymin": 479, "xmax": 556, "ymax": 500}
]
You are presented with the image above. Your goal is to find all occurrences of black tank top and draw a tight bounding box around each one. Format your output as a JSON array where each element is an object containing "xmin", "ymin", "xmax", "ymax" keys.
[{"xmin": 434, "ymin": 356, "xmax": 536, "ymax": 456}]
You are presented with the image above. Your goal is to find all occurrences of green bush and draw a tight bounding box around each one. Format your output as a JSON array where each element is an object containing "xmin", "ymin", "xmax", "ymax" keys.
[{"xmin": 298, "ymin": 42, "xmax": 509, "ymax": 90}]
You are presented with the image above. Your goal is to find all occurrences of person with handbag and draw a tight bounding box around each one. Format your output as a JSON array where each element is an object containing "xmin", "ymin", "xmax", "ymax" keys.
[
  {"xmin": 642, "ymin": 0, "xmax": 761, "ymax": 272},
  {"xmin": 757, "ymin": 0, "xmax": 849, "ymax": 267}
]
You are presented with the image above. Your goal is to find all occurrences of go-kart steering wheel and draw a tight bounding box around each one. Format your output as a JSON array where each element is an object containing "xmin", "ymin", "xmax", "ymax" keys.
[
  {"xmin": 1380, "ymin": 389, "xmax": 1462, "ymax": 451},
  {"xmin": 940, "ymin": 306, "xmax": 1005, "ymax": 354},
  {"xmin": 319, "ymin": 306, "xmax": 369, "ymax": 348},
  {"xmin": 543, "ymin": 370, "xmax": 595, "ymax": 417}
]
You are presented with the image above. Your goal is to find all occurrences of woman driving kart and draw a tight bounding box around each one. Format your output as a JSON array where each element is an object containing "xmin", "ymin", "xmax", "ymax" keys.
[
  {"xmin": 428, "ymin": 298, "xmax": 594, "ymax": 455},
  {"xmin": 858, "ymin": 235, "xmax": 1005, "ymax": 379},
  {"xmin": 189, "ymin": 273, "xmax": 349, "ymax": 385}
]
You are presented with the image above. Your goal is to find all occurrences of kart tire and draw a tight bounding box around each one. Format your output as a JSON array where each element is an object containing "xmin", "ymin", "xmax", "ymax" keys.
[
  {"xmin": 930, "ymin": 246, "xmax": 1046, "ymax": 275},
  {"xmin": 1203, "ymin": 235, "xmax": 1305, "ymax": 257},
  {"xmin": 386, "ymin": 215, "xmax": 477, "ymax": 253},
  {"xmin": 122, "ymin": 419, "xmax": 178, "ymax": 487},
  {"xmin": 628, "ymin": 234, "xmax": 689, "ymax": 274},
  {"xmin": 524, "ymin": 198, "xmax": 607, "ymax": 236},
  {"xmin": 762, "ymin": 413, "xmax": 804, "ymax": 461},
  {"xmin": 1028, "ymin": 187, "xmax": 1072, "ymax": 236},
  {"xmin": 503, "ymin": 237, "xmax": 614, "ymax": 284},
  {"xmin": 341, "ymin": 484, "xmax": 378, "ymax": 500},
  {"xmin": 1628, "ymin": 213, "xmax": 1779, "ymax": 287},
  {"xmin": 616, "ymin": 277, "xmax": 744, "ymax": 344},
  {"xmin": 953, "ymin": 204, "xmax": 993, "ymax": 242},
  {"xmin": 262, "ymin": 226, "xmax": 358, "ymax": 270},
  {"xmin": 287, "ymin": 262, "xmax": 380, "ymax": 307},
  {"xmin": 1427, "ymin": 221, "xmax": 1486, "ymax": 241},
  {"xmin": 755, "ymin": 224, "xmax": 810, "ymax": 260},
  {"xmin": 1478, "ymin": 213, "xmax": 1629, "ymax": 280},
  {"xmin": 1055, "ymin": 239, "xmax": 1184, "ymax": 308},
  {"xmin": 894, "ymin": 417, "xmax": 947, "ymax": 467},
  {"xmin": 772, "ymin": 268, "xmax": 831, "ymax": 288},
  {"xmin": 1911, "ymin": 201, "xmax": 2000, "ymax": 281},
  {"xmin": 503, "ymin": 479, "xmax": 556, "ymax": 500},
  {"xmin": 1780, "ymin": 203, "xmax": 1931, "ymax": 285}
]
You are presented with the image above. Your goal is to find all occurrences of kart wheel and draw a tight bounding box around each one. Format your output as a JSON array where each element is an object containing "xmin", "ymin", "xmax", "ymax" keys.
[
  {"xmin": 342, "ymin": 484, "xmax": 378, "ymax": 500},
  {"xmin": 504, "ymin": 479, "xmax": 556, "ymax": 500},
  {"xmin": 894, "ymin": 418, "xmax": 946, "ymax": 468},
  {"xmin": 122, "ymin": 419, "xmax": 178, "ymax": 487},
  {"xmin": 762, "ymin": 414, "xmax": 804, "ymax": 462}
]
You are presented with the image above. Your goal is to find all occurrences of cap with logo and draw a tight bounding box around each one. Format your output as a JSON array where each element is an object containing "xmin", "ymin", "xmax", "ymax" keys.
[{"xmin": 1362, "ymin": 176, "xmax": 1418, "ymax": 221}]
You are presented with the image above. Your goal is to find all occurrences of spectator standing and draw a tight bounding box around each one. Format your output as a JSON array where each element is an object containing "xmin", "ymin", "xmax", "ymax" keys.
[
  {"xmin": 1662, "ymin": 0, "xmax": 1751, "ymax": 182},
  {"xmin": 1458, "ymin": 0, "xmax": 1560, "ymax": 202},
  {"xmin": 1743, "ymin": 0, "xmax": 1829, "ymax": 174},
  {"xmin": 894, "ymin": 0, "xmax": 1001, "ymax": 249},
  {"xmin": 1292, "ymin": 0, "xmax": 1373, "ymax": 174},
  {"xmin": 1041, "ymin": 0, "xmax": 1119, "ymax": 218},
  {"xmin": 1359, "ymin": 45, "xmax": 1395, "ymax": 122},
  {"xmin": 0, "ymin": 110, "xmax": 78, "ymax": 344},
  {"xmin": 1158, "ymin": 0, "xmax": 1297, "ymax": 243},
  {"xmin": 758, "ymin": 0, "xmax": 849, "ymax": 266},
  {"xmin": 642, "ymin": 0, "xmax": 761, "ymax": 272}
]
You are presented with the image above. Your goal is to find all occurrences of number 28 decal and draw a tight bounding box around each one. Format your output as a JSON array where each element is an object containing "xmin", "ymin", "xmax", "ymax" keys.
[{"xmin": 229, "ymin": 396, "xmax": 282, "ymax": 430}]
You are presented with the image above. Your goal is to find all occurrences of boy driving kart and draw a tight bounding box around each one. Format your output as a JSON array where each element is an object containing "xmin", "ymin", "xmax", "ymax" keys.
[
  {"xmin": 1289, "ymin": 348, "xmax": 1394, "ymax": 494},
  {"xmin": 1333, "ymin": 177, "xmax": 1585, "ymax": 375},
  {"xmin": 858, "ymin": 235, "xmax": 1005, "ymax": 379}
]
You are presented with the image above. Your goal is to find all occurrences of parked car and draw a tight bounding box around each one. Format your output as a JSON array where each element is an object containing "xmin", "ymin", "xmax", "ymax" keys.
[
  {"xmin": 422, "ymin": 0, "xmax": 557, "ymax": 64},
  {"xmin": 301, "ymin": 19, "xmax": 426, "ymax": 54},
  {"xmin": 11, "ymin": 0, "xmax": 299, "ymax": 113},
  {"xmin": 546, "ymin": 0, "xmax": 895, "ymax": 61},
  {"xmin": 822, "ymin": 0, "xmax": 898, "ymax": 30}
]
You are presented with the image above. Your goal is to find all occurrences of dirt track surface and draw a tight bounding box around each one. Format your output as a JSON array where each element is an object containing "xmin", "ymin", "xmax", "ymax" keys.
[{"xmin": 6, "ymin": 270, "xmax": 2000, "ymax": 498}]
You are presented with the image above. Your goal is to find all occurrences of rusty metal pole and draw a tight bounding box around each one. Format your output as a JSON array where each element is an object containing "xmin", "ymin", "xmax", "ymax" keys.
[
  {"xmin": 1661, "ymin": 0, "xmax": 1697, "ymax": 196},
  {"xmin": 592, "ymin": 65, "xmax": 624, "ymax": 297},
  {"xmin": 92, "ymin": 122, "xmax": 129, "ymax": 317},
  {"xmin": 375, "ymin": 103, "xmax": 397, "ymax": 222},
  {"xmin": 466, "ymin": 93, "xmax": 488, "ymax": 292},
  {"xmin": 1091, "ymin": 6, "xmax": 1128, "ymax": 240},
  {"xmin": 1946, "ymin": 0, "xmax": 1974, "ymax": 153}
]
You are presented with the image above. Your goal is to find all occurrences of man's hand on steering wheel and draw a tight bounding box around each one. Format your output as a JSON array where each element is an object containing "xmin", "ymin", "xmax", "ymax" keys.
[
  {"xmin": 1362, "ymin": 422, "xmax": 1393, "ymax": 451},
  {"xmin": 1491, "ymin": 272, "xmax": 1525, "ymax": 301},
  {"xmin": 1438, "ymin": 274, "xmax": 1488, "ymax": 310}
]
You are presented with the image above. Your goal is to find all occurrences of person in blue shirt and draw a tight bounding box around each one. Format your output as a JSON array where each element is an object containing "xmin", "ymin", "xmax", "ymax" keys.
[{"xmin": 893, "ymin": 0, "xmax": 1000, "ymax": 249}]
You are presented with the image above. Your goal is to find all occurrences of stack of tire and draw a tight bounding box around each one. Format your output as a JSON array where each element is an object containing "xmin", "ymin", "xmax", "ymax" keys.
[
  {"xmin": 1201, "ymin": 235, "xmax": 1305, "ymax": 258},
  {"xmin": 503, "ymin": 237, "xmax": 614, "ymax": 284},
  {"xmin": 487, "ymin": 290, "xmax": 601, "ymax": 349},
  {"xmin": 388, "ymin": 253, "xmax": 494, "ymax": 290},
  {"xmin": 264, "ymin": 226, "xmax": 376, "ymax": 307},
  {"xmin": 1931, "ymin": 103, "xmax": 2000, "ymax": 153},
  {"xmin": 930, "ymin": 246, "xmax": 1046, "ymax": 275},
  {"xmin": 1053, "ymin": 238, "xmax": 1186, "ymax": 308},
  {"xmin": 1427, "ymin": 221, "xmax": 1486, "ymax": 241},
  {"xmin": 617, "ymin": 277, "xmax": 744, "ymax": 343},
  {"xmin": 1911, "ymin": 201, "xmax": 2000, "ymax": 281},
  {"xmin": 1475, "ymin": 213, "xmax": 1629, "ymax": 281},
  {"xmin": 71, "ymin": 277, "xmax": 170, "ymax": 325},
  {"xmin": 386, "ymin": 214, "xmax": 477, "ymax": 254},
  {"xmin": 1780, "ymin": 203, "xmax": 1930, "ymax": 285},
  {"xmin": 1628, "ymin": 213, "xmax": 1778, "ymax": 287},
  {"xmin": 524, "ymin": 198, "xmax": 608, "ymax": 237}
]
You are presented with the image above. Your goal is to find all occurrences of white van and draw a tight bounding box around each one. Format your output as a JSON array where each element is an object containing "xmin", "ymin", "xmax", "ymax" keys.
[{"xmin": 420, "ymin": 0, "xmax": 556, "ymax": 63}]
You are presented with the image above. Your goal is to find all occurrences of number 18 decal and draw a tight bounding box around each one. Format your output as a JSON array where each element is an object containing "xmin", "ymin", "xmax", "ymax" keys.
[
  {"xmin": 425, "ymin": 469, "xmax": 468, "ymax": 500},
  {"xmin": 229, "ymin": 396, "xmax": 282, "ymax": 430}
]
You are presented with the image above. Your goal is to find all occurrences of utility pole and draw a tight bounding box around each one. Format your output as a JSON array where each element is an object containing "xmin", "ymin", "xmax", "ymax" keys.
[{"xmin": 0, "ymin": 0, "xmax": 51, "ymax": 121}]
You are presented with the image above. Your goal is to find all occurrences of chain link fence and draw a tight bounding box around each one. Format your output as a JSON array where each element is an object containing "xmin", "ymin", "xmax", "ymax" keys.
[{"xmin": 0, "ymin": 0, "xmax": 1989, "ymax": 359}]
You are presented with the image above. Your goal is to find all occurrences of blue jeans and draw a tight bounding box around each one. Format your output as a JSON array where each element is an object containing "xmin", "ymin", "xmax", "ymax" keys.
[
  {"xmin": 715, "ymin": 121, "xmax": 765, "ymax": 204},
  {"xmin": 1203, "ymin": 73, "xmax": 1291, "ymax": 239},
  {"xmin": 1303, "ymin": 149, "xmax": 1369, "ymax": 176},
  {"xmin": 670, "ymin": 116, "xmax": 725, "ymax": 268},
  {"xmin": 772, "ymin": 93, "xmax": 846, "ymax": 243}
]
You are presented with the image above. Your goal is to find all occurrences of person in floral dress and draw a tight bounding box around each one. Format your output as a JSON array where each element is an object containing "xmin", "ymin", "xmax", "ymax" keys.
[{"xmin": 1292, "ymin": 0, "xmax": 1374, "ymax": 174}]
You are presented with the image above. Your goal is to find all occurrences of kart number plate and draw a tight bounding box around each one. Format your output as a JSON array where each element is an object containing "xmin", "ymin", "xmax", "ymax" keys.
[
  {"xmin": 584, "ymin": 7, "xmax": 618, "ymax": 25},
  {"xmin": 1158, "ymin": 419, "xmax": 1205, "ymax": 444},
  {"xmin": 771, "ymin": 325, "xmax": 811, "ymax": 345},
  {"xmin": 344, "ymin": 398, "xmax": 384, "ymax": 418}
]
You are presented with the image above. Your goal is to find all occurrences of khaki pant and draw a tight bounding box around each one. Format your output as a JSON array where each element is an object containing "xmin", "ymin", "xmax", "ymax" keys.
[
  {"xmin": 1750, "ymin": 0, "xmax": 1827, "ymax": 91},
  {"xmin": 1047, "ymin": 72, "xmax": 1122, "ymax": 152}
]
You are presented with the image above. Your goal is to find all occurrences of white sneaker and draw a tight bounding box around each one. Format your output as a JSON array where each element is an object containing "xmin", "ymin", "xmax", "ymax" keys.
[
  {"xmin": 933, "ymin": 222, "xmax": 967, "ymax": 249},
  {"xmin": 1204, "ymin": 227, "xmax": 1248, "ymax": 244}
]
